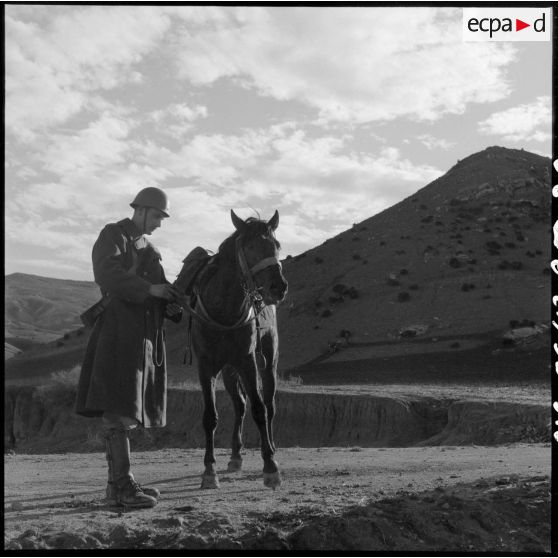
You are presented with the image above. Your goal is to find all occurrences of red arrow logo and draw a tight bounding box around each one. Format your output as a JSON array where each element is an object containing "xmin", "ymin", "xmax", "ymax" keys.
[{"xmin": 516, "ymin": 19, "xmax": 530, "ymax": 31}]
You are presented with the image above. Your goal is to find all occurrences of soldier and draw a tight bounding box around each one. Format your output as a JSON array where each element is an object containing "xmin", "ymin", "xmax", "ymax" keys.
[{"xmin": 76, "ymin": 187, "xmax": 182, "ymax": 508}]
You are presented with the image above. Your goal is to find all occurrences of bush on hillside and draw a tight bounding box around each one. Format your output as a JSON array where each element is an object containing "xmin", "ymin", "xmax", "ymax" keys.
[
  {"xmin": 498, "ymin": 260, "xmax": 524, "ymax": 271},
  {"xmin": 486, "ymin": 241, "xmax": 503, "ymax": 250},
  {"xmin": 49, "ymin": 366, "xmax": 81, "ymax": 387},
  {"xmin": 461, "ymin": 283, "xmax": 476, "ymax": 292},
  {"xmin": 509, "ymin": 319, "xmax": 536, "ymax": 328},
  {"xmin": 333, "ymin": 283, "xmax": 348, "ymax": 294},
  {"xmin": 449, "ymin": 258, "xmax": 461, "ymax": 269}
]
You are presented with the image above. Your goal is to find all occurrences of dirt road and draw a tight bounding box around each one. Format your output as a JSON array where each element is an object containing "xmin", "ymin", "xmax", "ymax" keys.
[{"xmin": 4, "ymin": 444, "xmax": 551, "ymax": 551}]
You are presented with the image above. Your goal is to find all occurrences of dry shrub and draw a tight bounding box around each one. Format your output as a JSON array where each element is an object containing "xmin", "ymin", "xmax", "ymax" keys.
[{"xmin": 49, "ymin": 365, "xmax": 81, "ymax": 387}]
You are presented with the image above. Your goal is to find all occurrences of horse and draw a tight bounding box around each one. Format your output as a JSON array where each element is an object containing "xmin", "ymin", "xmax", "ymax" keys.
[{"xmin": 175, "ymin": 210, "xmax": 288, "ymax": 489}]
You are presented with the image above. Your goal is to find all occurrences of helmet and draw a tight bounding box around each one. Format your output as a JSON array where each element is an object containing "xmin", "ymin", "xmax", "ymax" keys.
[{"xmin": 130, "ymin": 187, "xmax": 170, "ymax": 217}]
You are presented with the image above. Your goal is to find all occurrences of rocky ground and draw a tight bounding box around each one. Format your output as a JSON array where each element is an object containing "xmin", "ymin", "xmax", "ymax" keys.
[{"xmin": 4, "ymin": 444, "xmax": 551, "ymax": 551}]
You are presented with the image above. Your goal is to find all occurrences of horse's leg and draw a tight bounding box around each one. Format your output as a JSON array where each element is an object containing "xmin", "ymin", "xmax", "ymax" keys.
[
  {"xmin": 239, "ymin": 355, "xmax": 281, "ymax": 489},
  {"xmin": 260, "ymin": 334, "xmax": 278, "ymax": 454},
  {"xmin": 222, "ymin": 365, "xmax": 246, "ymax": 472},
  {"xmin": 199, "ymin": 368, "xmax": 220, "ymax": 489}
]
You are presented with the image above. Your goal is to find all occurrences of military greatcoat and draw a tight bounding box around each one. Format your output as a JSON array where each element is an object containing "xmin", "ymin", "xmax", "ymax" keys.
[{"xmin": 76, "ymin": 218, "xmax": 177, "ymax": 427}]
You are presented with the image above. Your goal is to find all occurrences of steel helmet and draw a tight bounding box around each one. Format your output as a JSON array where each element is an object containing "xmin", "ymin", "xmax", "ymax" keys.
[{"xmin": 130, "ymin": 187, "xmax": 170, "ymax": 217}]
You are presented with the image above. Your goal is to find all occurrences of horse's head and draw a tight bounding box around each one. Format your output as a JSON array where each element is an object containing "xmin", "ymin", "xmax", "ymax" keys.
[{"xmin": 231, "ymin": 210, "xmax": 288, "ymax": 305}]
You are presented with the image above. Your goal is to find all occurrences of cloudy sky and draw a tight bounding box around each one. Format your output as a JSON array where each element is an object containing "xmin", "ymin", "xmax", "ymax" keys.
[{"xmin": 5, "ymin": 5, "xmax": 552, "ymax": 281}]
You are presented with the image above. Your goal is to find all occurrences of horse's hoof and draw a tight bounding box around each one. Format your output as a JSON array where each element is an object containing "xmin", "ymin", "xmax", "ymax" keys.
[
  {"xmin": 227, "ymin": 459, "xmax": 243, "ymax": 473},
  {"xmin": 200, "ymin": 474, "xmax": 220, "ymax": 489},
  {"xmin": 263, "ymin": 472, "xmax": 282, "ymax": 490}
]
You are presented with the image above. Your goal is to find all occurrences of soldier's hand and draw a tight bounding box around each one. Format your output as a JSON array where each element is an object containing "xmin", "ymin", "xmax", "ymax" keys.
[
  {"xmin": 149, "ymin": 284, "xmax": 179, "ymax": 301},
  {"xmin": 165, "ymin": 303, "xmax": 183, "ymax": 316}
]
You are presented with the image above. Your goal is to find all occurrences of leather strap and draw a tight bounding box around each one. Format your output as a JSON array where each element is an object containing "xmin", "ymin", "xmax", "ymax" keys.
[{"xmin": 250, "ymin": 257, "xmax": 281, "ymax": 275}]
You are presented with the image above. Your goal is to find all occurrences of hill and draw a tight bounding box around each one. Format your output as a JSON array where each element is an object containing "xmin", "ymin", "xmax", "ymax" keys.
[
  {"xmin": 276, "ymin": 146, "xmax": 550, "ymax": 371},
  {"xmin": 4, "ymin": 146, "xmax": 551, "ymax": 385},
  {"xmin": 5, "ymin": 273, "xmax": 100, "ymax": 347},
  {"xmin": 4, "ymin": 342, "xmax": 22, "ymax": 361}
]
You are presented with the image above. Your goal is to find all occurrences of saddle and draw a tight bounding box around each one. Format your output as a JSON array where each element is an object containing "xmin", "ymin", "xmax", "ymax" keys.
[
  {"xmin": 174, "ymin": 246, "xmax": 213, "ymax": 297},
  {"xmin": 173, "ymin": 246, "xmax": 213, "ymax": 366}
]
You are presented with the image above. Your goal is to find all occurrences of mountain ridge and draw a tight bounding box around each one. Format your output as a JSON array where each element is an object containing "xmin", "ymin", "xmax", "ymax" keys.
[{"xmin": 5, "ymin": 146, "xmax": 551, "ymax": 381}]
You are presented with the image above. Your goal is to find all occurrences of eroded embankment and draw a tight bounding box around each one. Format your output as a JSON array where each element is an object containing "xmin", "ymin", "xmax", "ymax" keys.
[{"xmin": 4, "ymin": 386, "xmax": 549, "ymax": 453}]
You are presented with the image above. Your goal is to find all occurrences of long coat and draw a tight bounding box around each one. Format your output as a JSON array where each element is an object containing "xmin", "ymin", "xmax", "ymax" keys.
[{"xmin": 76, "ymin": 218, "xmax": 177, "ymax": 427}]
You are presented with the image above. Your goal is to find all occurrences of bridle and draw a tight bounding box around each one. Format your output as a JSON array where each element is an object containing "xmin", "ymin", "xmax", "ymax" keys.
[
  {"xmin": 186, "ymin": 233, "xmax": 282, "ymax": 332},
  {"xmin": 235, "ymin": 236, "xmax": 282, "ymax": 315}
]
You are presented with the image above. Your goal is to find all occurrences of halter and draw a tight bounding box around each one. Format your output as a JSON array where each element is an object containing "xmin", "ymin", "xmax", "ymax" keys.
[
  {"xmin": 235, "ymin": 236, "xmax": 281, "ymax": 312},
  {"xmin": 184, "ymin": 235, "xmax": 281, "ymax": 332}
]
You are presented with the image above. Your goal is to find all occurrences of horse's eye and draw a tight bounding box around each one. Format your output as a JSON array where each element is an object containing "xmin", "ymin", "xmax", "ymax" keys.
[{"xmin": 260, "ymin": 234, "xmax": 268, "ymax": 240}]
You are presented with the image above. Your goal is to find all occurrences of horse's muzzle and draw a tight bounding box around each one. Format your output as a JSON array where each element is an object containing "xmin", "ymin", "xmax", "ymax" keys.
[{"xmin": 265, "ymin": 279, "xmax": 288, "ymax": 305}]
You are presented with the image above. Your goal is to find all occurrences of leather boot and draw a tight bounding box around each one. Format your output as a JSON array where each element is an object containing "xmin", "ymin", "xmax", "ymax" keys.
[
  {"xmin": 104, "ymin": 428, "xmax": 158, "ymax": 508},
  {"xmin": 105, "ymin": 438, "xmax": 161, "ymax": 503}
]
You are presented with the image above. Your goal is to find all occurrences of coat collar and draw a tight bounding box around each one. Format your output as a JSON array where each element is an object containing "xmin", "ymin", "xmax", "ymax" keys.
[{"xmin": 117, "ymin": 218, "xmax": 144, "ymax": 242}]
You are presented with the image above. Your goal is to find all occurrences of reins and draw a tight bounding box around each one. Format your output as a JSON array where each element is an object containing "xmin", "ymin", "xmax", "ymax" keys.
[{"xmin": 178, "ymin": 292, "xmax": 256, "ymax": 331}]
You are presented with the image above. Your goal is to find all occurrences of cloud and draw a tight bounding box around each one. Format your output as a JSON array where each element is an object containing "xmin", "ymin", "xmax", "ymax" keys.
[
  {"xmin": 4, "ymin": 5, "xmax": 521, "ymax": 138},
  {"xmin": 78, "ymin": 125, "xmax": 440, "ymax": 278},
  {"xmin": 149, "ymin": 103, "xmax": 208, "ymax": 140},
  {"xmin": 4, "ymin": 6, "xmax": 547, "ymax": 281},
  {"xmin": 477, "ymin": 96, "xmax": 551, "ymax": 143},
  {"xmin": 172, "ymin": 6, "xmax": 515, "ymax": 124},
  {"xmin": 5, "ymin": 6, "xmax": 171, "ymax": 140},
  {"xmin": 125, "ymin": 125, "xmax": 442, "ymax": 224},
  {"xmin": 416, "ymin": 134, "xmax": 456, "ymax": 151},
  {"xmin": 254, "ymin": 132, "xmax": 442, "ymax": 222},
  {"xmin": 5, "ymin": 214, "xmax": 94, "ymax": 270},
  {"xmin": 39, "ymin": 113, "xmax": 131, "ymax": 176}
]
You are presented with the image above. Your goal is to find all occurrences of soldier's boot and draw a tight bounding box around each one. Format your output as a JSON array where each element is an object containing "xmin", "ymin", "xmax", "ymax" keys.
[
  {"xmin": 104, "ymin": 437, "xmax": 160, "ymax": 503},
  {"xmin": 104, "ymin": 428, "xmax": 158, "ymax": 508}
]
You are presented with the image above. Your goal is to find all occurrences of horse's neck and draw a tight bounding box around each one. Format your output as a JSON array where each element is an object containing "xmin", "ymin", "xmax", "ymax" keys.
[{"xmin": 200, "ymin": 253, "xmax": 250, "ymax": 324}]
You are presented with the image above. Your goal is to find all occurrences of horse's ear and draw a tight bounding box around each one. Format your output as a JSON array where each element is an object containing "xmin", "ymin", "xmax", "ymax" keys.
[
  {"xmin": 268, "ymin": 210, "xmax": 279, "ymax": 231},
  {"xmin": 231, "ymin": 210, "xmax": 247, "ymax": 233}
]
